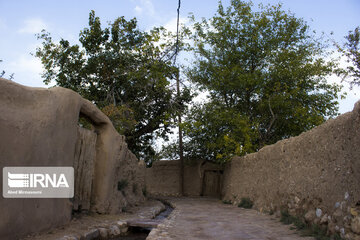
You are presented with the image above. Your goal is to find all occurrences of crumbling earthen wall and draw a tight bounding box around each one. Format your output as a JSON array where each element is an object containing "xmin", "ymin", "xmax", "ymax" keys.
[
  {"xmin": 73, "ymin": 127, "xmax": 97, "ymax": 211},
  {"xmin": 74, "ymin": 126, "xmax": 146, "ymax": 214},
  {"xmin": 145, "ymin": 160, "xmax": 223, "ymax": 197},
  {"xmin": 222, "ymin": 101, "xmax": 360, "ymax": 239},
  {"xmin": 0, "ymin": 78, "xmax": 145, "ymax": 239}
]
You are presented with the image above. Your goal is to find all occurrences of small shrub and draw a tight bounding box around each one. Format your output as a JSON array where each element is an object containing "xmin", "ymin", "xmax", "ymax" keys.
[
  {"xmin": 293, "ymin": 217, "xmax": 306, "ymax": 230},
  {"xmin": 132, "ymin": 183, "xmax": 138, "ymax": 194},
  {"xmin": 142, "ymin": 186, "xmax": 147, "ymax": 197},
  {"xmin": 222, "ymin": 200, "xmax": 232, "ymax": 204},
  {"xmin": 117, "ymin": 179, "xmax": 128, "ymax": 191},
  {"xmin": 301, "ymin": 224, "xmax": 328, "ymax": 240},
  {"xmin": 333, "ymin": 233, "xmax": 343, "ymax": 240},
  {"xmin": 238, "ymin": 197, "xmax": 253, "ymax": 209},
  {"xmin": 280, "ymin": 210, "xmax": 294, "ymax": 225},
  {"xmin": 280, "ymin": 209, "xmax": 343, "ymax": 240}
]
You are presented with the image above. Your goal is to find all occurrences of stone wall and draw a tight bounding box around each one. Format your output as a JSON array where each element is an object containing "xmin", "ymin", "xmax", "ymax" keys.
[
  {"xmin": 145, "ymin": 160, "xmax": 223, "ymax": 197},
  {"xmin": 0, "ymin": 78, "xmax": 145, "ymax": 239},
  {"xmin": 222, "ymin": 101, "xmax": 360, "ymax": 239}
]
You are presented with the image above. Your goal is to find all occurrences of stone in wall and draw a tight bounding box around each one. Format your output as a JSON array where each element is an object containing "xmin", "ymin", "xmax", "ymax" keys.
[{"xmin": 222, "ymin": 101, "xmax": 360, "ymax": 239}]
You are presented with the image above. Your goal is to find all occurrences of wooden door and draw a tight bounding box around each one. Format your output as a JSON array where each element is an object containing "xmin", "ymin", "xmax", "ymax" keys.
[{"xmin": 202, "ymin": 170, "xmax": 222, "ymax": 198}]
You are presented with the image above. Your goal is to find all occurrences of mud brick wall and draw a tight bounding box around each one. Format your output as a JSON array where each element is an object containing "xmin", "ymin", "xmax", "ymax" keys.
[
  {"xmin": 145, "ymin": 160, "xmax": 223, "ymax": 197},
  {"xmin": 222, "ymin": 101, "xmax": 360, "ymax": 239}
]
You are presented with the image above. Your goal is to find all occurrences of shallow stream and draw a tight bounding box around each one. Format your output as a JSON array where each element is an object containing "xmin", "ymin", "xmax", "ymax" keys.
[{"xmin": 113, "ymin": 202, "xmax": 173, "ymax": 240}]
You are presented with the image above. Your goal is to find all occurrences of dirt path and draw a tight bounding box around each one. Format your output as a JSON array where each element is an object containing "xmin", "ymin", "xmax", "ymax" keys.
[
  {"xmin": 147, "ymin": 197, "xmax": 314, "ymax": 240},
  {"xmin": 23, "ymin": 199, "xmax": 165, "ymax": 240}
]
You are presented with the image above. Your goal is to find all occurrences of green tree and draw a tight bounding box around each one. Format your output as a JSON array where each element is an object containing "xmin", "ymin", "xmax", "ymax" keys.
[
  {"xmin": 35, "ymin": 11, "xmax": 191, "ymax": 163},
  {"xmin": 338, "ymin": 26, "xmax": 360, "ymax": 87},
  {"xmin": 182, "ymin": 0, "xmax": 342, "ymax": 163}
]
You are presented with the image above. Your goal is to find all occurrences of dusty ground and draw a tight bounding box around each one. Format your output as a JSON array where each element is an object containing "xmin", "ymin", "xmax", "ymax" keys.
[
  {"xmin": 148, "ymin": 197, "xmax": 314, "ymax": 240},
  {"xmin": 22, "ymin": 199, "xmax": 165, "ymax": 240}
]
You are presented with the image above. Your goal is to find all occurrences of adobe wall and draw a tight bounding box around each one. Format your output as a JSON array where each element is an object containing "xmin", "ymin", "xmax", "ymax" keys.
[
  {"xmin": 145, "ymin": 160, "xmax": 180, "ymax": 196},
  {"xmin": 0, "ymin": 78, "xmax": 145, "ymax": 239},
  {"xmin": 222, "ymin": 101, "xmax": 360, "ymax": 239},
  {"xmin": 73, "ymin": 127, "xmax": 97, "ymax": 211},
  {"xmin": 145, "ymin": 160, "xmax": 223, "ymax": 197}
]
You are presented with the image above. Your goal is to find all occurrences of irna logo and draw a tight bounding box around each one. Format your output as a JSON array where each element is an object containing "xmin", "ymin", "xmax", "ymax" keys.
[
  {"xmin": 8, "ymin": 172, "xmax": 69, "ymax": 188},
  {"xmin": 3, "ymin": 167, "xmax": 74, "ymax": 198}
]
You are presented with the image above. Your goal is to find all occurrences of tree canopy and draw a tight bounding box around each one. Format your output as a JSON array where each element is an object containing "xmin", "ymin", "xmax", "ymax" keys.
[
  {"xmin": 338, "ymin": 26, "xmax": 360, "ymax": 87},
  {"xmin": 35, "ymin": 4, "xmax": 345, "ymax": 165},
  {"xmin": 176, "ymin": 0, "xmax": 342, "ymax": 163},
  {"xmin": 35, "ymin": 11, "xmax": 191, "ymax": 164}
]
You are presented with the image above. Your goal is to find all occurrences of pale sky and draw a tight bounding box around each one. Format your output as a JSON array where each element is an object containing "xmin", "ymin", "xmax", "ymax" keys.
[{"xmin": 0, "ymin": 0, "xmax": 359, "ymax": 113}]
